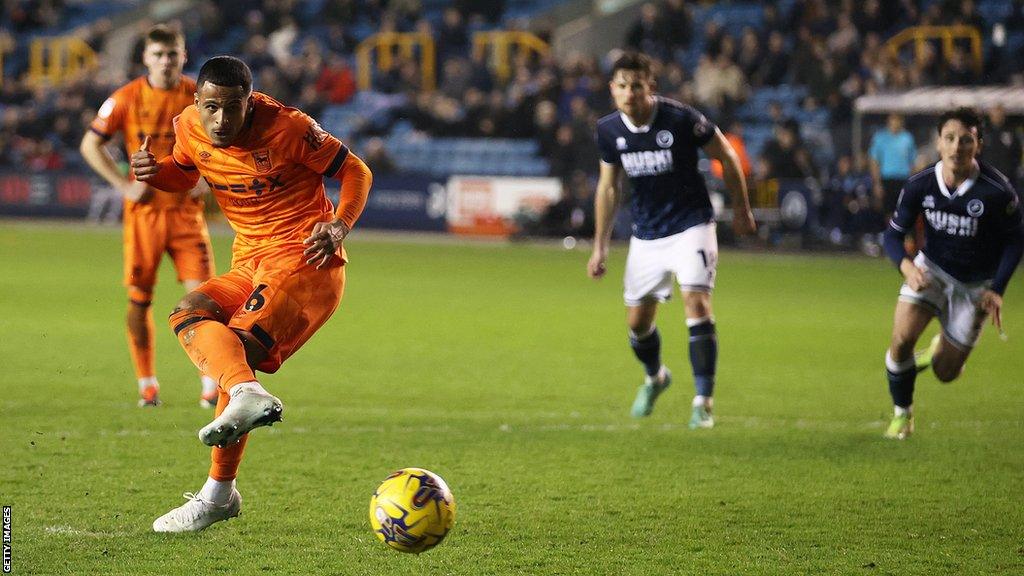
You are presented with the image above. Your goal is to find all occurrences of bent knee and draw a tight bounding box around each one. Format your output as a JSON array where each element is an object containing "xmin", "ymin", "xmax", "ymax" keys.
[
  {"xmin": 932, "ymin": 364, "xmax": 962, "ymax": 383},
  {"xmin": 889, "ymin": 335, "xmax": 919, "ymax": 360},
  {"xmin": 170, "ymin": 291, "xmax": 222, "ymax": 317},
  {"xmin": 682, "ymin": 292, "xmax": 712, "ymax": 318},
  {"xmin": 168, "ymin": 292, "xmax": 226, "ymax": 334}
]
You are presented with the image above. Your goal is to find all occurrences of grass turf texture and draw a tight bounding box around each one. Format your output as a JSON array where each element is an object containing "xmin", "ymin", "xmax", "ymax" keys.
[{"xmin": 2, "ymin": 221, "xmax": 1023, "ymax": 575}]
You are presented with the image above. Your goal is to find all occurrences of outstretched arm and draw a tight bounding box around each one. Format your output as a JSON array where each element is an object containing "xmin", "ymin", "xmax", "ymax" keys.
[
  {"xmin": 703, "ymin": 129, "xmax": 756, "ymax": 236},
  {"xmin": 588, "ymin": 161, "xmax": 623, "ymax": 279}
]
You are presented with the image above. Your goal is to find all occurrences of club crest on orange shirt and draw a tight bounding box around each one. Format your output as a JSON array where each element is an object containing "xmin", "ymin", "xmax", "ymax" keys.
[{"xmin": 252, "ymin": 149, "xmax": 273, "ymax": 172}]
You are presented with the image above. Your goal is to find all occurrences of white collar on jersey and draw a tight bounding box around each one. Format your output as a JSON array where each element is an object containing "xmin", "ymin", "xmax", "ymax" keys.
[
  {"xmin": 619, "ymin": 98, "xmax": 659, "ymax": 133},
  {"xmin": 934, "ymin": 160, "xmax": 978, "ymax": 199}
]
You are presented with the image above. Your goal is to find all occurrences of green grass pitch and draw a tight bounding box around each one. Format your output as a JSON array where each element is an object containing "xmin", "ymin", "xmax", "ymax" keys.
[{"xmin": 2, "ymin": 221, "xmax": 1023, "ymax": 575}]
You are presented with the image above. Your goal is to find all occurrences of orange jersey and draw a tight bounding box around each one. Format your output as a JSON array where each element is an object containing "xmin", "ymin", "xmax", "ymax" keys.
[
  {"xmin": 170, "ymin": 92, "xmax": 350, "ymax": 251},
  {"xmin": 90, "ymin": 76, "xmax": 200, "ymax": 211}
]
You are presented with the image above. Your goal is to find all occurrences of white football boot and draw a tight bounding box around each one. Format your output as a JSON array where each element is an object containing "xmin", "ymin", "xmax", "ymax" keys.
[
  {"xmin": 152, "ymin": 489, "xmax": 241, "ymax": 532},
  {"xmin": 198, "ymin": 383, "xmax": 283, "ymax": 448}
]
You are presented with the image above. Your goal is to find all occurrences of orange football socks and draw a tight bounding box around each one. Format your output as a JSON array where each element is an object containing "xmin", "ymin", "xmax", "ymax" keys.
[
  {"xmin": 126, "ymin": 288, "xmax": 156, "ymax": 380},
  {"xmin": 169, "ymin": 309, "xmax": 255, "ymax": 392},
  {"xmin": 209, "ymin": 388, "xmax": 248, "ymax": 481}
]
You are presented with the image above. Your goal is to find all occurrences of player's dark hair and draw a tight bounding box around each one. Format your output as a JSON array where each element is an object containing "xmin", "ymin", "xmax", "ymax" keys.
[
  {"xmin": 197, "ymin": 56, "xmax": 253, "ymax": 94},
  {"xmin": 937, "ymin": 106, "xmax": 984, "ymax": 141},
  {"xmin": 610, "ymin": 51, "xmax": 653, "ymax": 79},
  {"xmin": 145, "ymin": 24, "xmax": 184, "ymax": 47}
]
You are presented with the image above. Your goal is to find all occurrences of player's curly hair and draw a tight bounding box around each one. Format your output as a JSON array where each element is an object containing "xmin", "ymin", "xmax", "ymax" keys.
[
  {"xmin": 610, "ymin": 50, "xmax": 653, "ymax": 79},
  {"xmin": 936, "ymin": 106, "xmax": 984, "ymax": 141},
  {"xmin": 197, "ymin": 56, "xmax": 253, "ymax": 94}
]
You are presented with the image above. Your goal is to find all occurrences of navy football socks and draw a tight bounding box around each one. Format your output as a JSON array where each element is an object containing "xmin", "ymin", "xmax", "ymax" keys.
[
  {"xmin": 688, "ymin": 319, "xmax": 717, "ymax": 397},
  {"xmin": 629, "ymin": 326, "xmax": 662, "ymax": 377}
]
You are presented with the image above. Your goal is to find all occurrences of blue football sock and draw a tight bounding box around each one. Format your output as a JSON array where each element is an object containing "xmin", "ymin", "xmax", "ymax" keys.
[
  {"xmin": 885, "ymin": 351, "xmax": 917, "ymax": 409},
  {"xmin": 629, "ymin": 326, "xmax": 661, "ymax": 377},
  {"xmin": 688, "ymin": 319, "xmax": 717, "ymax": 397}
]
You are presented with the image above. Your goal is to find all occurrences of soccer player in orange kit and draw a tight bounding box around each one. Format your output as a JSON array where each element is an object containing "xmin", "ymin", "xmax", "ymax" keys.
[
  {"xmin": 80, "ymin": 25, "xmax": 218, "ymax": 408},
  {"xmin": 131, "ymin": 55, "xmax": 372, "ymax": 532}
]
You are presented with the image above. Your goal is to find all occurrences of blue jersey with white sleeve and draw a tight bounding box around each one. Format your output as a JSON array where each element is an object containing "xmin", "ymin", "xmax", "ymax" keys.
[
  {"xmin": 596, "ymin": 96, "xmax": 716, "ymax": 240},
  {"xmin": 887, "ymin": 161, "xmax": 1024, "ymax": 290}
]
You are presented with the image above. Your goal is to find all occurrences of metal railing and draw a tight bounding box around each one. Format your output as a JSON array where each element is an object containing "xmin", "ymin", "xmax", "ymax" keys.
[
  {"xmin": 356, "ymin": 31, "xmax": 436, "ymax": 91},
  {"xmin": 27, "ymin": 36, "xmax": 97, "ymax": 86},
  {"xmin": 885, "ymin": 25, "xmax": 983, "ymax": 74},
  {"xmin": 472, "ymin": 30, "xmax": 549, "ymax": 83},
  {"xmin": 356, "ymin": 30, "xmax": 550, "ymax": 92}
]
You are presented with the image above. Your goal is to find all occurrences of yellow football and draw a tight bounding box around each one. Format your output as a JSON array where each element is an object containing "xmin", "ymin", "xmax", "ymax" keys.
[{"xmin": 368, "ymin": 467, "xmax": 456, "ymax": 554}]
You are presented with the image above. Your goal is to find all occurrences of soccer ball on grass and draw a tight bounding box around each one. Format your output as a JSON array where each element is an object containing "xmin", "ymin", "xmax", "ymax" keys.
[{"xmin": 368, "ymin": 467, "xmax": 456, "ymax": 554}]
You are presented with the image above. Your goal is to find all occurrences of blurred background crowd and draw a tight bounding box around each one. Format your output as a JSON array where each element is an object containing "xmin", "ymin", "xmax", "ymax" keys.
[{"xmin": 1, "ymin": 0, "xmax": 1023, "ymax": 249}]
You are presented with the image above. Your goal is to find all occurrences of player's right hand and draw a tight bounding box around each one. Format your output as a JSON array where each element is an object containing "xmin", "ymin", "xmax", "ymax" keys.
[
  {"xmin": 899, "ymin": 258, "xmax": 929, "ymax": 291},
  {"xmin": 587, "ymin": 245, "xmax": 608, "ymax": 279},
  {"xmin": 121, "ymin": 180, "xmax": 152, "ymax": 203},
  {"xmin": 130, "ymin": 136, "xmax": 159, "ymax": 181},
  {"xmin": 979, "ymin": 289, "xmax": 1003, "ymax": 332}
]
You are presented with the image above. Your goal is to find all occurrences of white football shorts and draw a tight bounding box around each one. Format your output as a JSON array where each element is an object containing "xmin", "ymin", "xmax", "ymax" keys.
[
  {"xmin": 898, "ymin": 252, "xmax": 991, "ymax": 350},
  {"xmin": 623, "ymin": 222, "xmax": 717, "ymax": 306}
]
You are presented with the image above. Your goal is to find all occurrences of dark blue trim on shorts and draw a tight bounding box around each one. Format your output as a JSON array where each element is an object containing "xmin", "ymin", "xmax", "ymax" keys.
[
  {"xmin": 172, "ymin": 316, "xmax": 206, "ymax": 335},
  {"xmin": 249, "ymin": 324, "xmax": 276, "ymax": 351}
]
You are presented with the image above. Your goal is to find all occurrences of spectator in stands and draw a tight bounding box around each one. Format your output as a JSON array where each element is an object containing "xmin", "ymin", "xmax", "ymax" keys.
[
  {"xmin": 946, "ymin": 0, "xmax": 985, "ymax": 31},
  {"xmin": 626, "ymin": 3, "xmax": 671, "ymax": 60},
  {"xmin": 753, "ymin": 31, "xmax": 790, "ymax": 86},
  {"xmin": 239, "ymin": 35, "xmax": 277, "ymax": 76},
  {"xmin": 827, "ymin": 10, "xmax": 860, "ymax": 57},
  {"xmin": 318, "ymin": 0, "xmax": 356, "ymax": 26},
  {"xmin": 791, "ymin": 30, "xmax": 831, "ymax": 101},
  {"xmin": 984, "ymin": 105, "xmax": 1023, "ymax": 186},
  {"xmin": 700, "ymin": 19, "xmax": 726, "ymax": 59},
  {"xmin": 521, "ymin": 169, "xmax": 594, "ymax": 239},
  {"xmin": 294, "ymin": 85, "xmax": 324, "ymax": 121},
  {"xmin": 533, "ymin": 100, "xmax": 559, "ymax": 156},
  {"xmin": 788, "ymin": 0, "xmax": 831, "ymax": 37},
  {"xmin": 759, "ymin": 121, "xmax": 816, "ymax": 180},
  {"xmin": 324, "ymin": 23, "xmax": 357, "ymax": 57},
  {"xmin": 440, "ymin": 58, "xmax": 473, "ymax": 100},
  {"xmin": 361, "ymin": 137, "xmax": 397, "ymax": 175},
  {"xmin": 854, "ymin": 0, "xmax": 889, "ymax": 36},
  {"xmin": 693, "ymin": 52, "xmax": 748, "ymax": 117},
  {"xmin": 548, "ymin": 124, "xmax": 588, "ymax": 180},
  {"xmin": 315, "ymin": 54, "xmax": 356, "ymax": 104},
  {"xmin": 455, "ymin": 0, "xmax": 505, "ymax": 25},
  {"xmin": 267, "ymin": 16, "xmax": 300, "ymax": 66},
  {"xmin": 735, "ymin": 27, "xmax": 761, "ymax": 81},
  {"xmin": 824, "ymin": 154, "xmax": 881, "ymax": 251},
  {"xmin": 759, "ymin": 4, "xmax": 785, "ymax": 42},
  {"xmin": 661, "ymin": 0, "xmax": 693, "ymax": 53},
  {"xmin": 256, "ymin": 67, "xmax": 290, "ymax": 102},
  {"xmin": 437, "ymin": 7, "xmax": 469, "ymax": 61},
  {"xmin": 944, "ymin": 47, "xmax": 977, "ymax": 85},
  {"xmin": 869, "ymin": 113, "xmax": 917, "ymax": 216}
]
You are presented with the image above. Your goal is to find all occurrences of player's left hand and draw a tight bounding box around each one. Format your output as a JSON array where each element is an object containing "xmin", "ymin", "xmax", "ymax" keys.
[
  {"xmin": 303, "ymin": 219, "xmax": 351, "ymax": 269},
  {"xmin": 732, "ymin": 207, "xmax": 757, "ymax": 236},
  {"xmin": 979, "ymin": 289, "xmax": 1003, "ymax": 332}
]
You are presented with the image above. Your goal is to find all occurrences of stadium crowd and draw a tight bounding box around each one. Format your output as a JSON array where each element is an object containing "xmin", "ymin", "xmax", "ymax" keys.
[{"xmin": 1, "ymin": 0, "xmax": 1023, "ymax": 246}]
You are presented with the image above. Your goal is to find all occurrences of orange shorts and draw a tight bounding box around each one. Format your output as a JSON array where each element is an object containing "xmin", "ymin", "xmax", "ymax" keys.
[
  {"xmin": 124, "ymin": 204, "xmax": 215, "ymax": 289},
  {"xmin": 195, "ymin": 245, "xmax": 345, "ymax": 373}
]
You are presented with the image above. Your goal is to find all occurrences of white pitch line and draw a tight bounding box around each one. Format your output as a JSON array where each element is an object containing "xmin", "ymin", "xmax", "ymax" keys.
[{"xmin": 44, "ymin": 525, "xmax": 127, "ymax": 538}]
